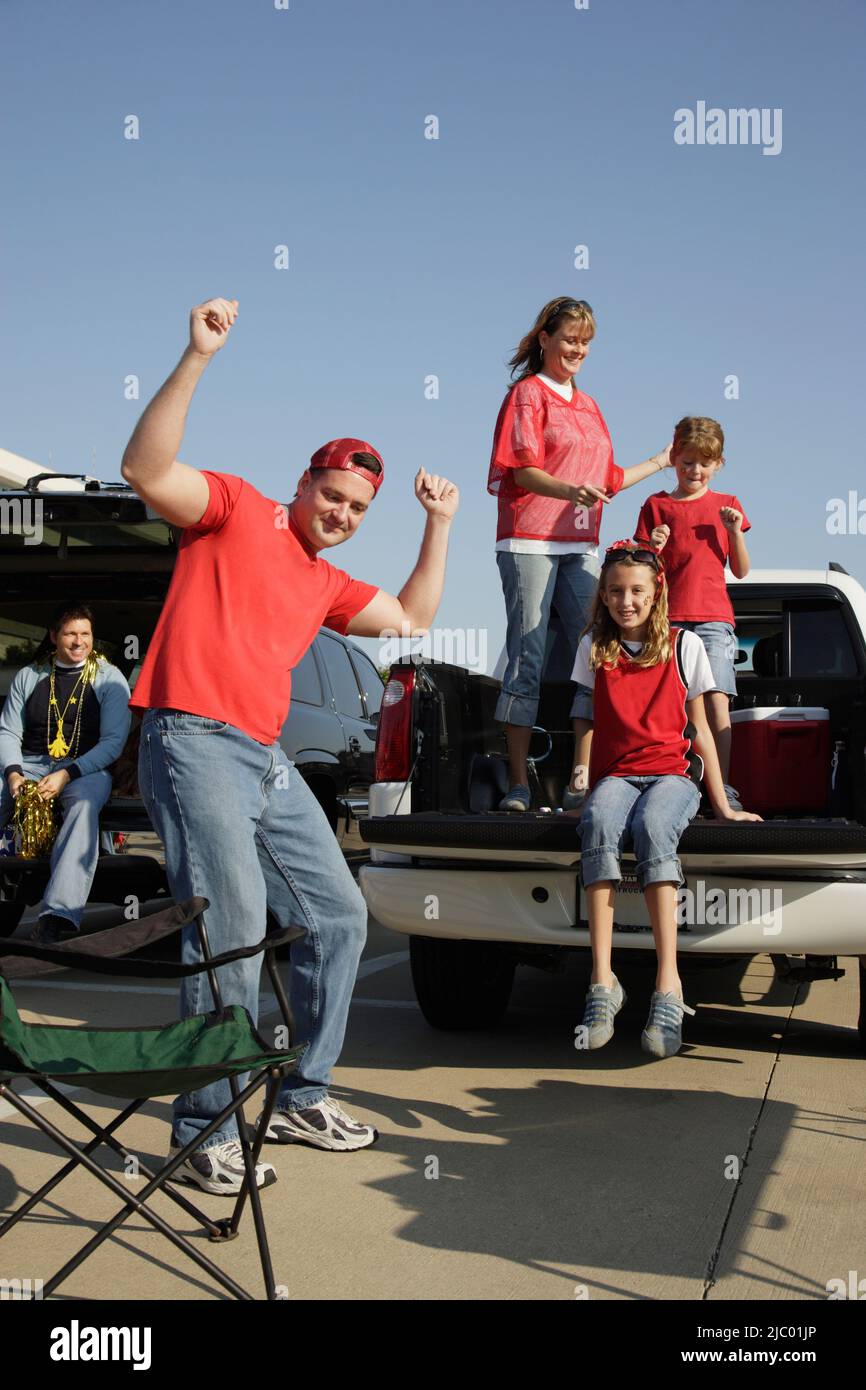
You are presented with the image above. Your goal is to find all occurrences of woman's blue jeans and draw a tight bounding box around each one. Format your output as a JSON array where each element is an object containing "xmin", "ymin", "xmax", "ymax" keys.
[
  {"xmin": 139, "ymin": 709, "xmax": 368, "ymax": 1151},
  {"xmin": 495, "ymin": 550, "xmax": 599, "ymax": 727}
]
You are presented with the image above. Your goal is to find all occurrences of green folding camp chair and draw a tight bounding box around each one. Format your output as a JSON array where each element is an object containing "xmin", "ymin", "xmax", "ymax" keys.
[{"xmin": 0, "ymin": 896, "xmax": 304, "ymax": 1301}]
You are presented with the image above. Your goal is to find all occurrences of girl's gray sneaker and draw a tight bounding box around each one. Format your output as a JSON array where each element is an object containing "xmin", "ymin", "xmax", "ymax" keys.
[
  {"xmin": 499, "ymin": 784, "xmax": 531, "ymax": 811},
  {"xmin": 641, "ymin": 991, "xmax": 696, "ymax": 1058},
  {"xmin": 578, "ymin": 976, "xmax": 626, "ymax": 1049}
]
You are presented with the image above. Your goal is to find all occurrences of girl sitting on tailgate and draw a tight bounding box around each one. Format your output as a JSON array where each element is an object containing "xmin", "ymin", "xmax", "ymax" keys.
[{"xmin": 570, "ymin": 540, "xmax": 760, "ymax": 1058}]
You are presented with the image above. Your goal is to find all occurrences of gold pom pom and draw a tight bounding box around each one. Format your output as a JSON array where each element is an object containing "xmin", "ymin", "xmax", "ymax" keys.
[{"xmin": 11, "ymin": 783, "xmax": 58, "ymax": 859}]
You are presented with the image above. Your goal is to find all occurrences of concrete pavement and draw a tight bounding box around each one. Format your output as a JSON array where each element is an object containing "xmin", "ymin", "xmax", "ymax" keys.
[{"xmin": 1, "ymin": 909, "xmax": 864, "ymax": 1300}]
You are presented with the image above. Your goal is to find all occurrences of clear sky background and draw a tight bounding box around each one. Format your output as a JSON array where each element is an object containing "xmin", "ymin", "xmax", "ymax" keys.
[{"xmin": 2, "ymin": 0, "xmax": 864, "ymax": 672}]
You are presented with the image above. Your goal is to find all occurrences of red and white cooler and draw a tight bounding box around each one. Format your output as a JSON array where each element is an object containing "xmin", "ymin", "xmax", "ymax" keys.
[{"xmin": 728, "ymin": 707, "xmax": 830, "ymax": 816}]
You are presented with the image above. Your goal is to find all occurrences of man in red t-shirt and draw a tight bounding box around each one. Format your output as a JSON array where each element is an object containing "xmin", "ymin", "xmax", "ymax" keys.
[{"xmin": 121, "ymin": 298, "xmax": 459, "ymax": 1195}]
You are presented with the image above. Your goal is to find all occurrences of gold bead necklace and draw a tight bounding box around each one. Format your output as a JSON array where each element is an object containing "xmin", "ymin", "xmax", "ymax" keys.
[{"xmin": 46, "ymin": 653, "xmax": 99, "ymax": 760}]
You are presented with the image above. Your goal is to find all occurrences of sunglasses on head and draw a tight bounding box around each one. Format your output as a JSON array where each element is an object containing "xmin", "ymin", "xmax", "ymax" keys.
[
  {"xmin": 602, "ymin": 543, "xmax": 663, "ymax": 570},
  {"xmin": 544, "ymin": 298, "xmax": 593, "ymax": 328}
]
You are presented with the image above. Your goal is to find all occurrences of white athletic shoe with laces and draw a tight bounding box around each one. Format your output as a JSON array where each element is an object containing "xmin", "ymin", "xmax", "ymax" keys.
[
  {"xmin": 168, "ymin": 1137, "xmax": 277, "ymax": 1195},
  {"xmin": 257, "ymin": 1095, "xmax": 378, "ymax": 1151}
]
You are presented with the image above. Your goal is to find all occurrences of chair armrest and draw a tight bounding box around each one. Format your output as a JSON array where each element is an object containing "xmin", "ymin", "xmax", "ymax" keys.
[
  {"xmin": 0, "ymin": 897, "xmax": 208, "ymax": 980},
  {"xmin": 1, "ymin": 923, "xmax": 304, "ymax": 981}
]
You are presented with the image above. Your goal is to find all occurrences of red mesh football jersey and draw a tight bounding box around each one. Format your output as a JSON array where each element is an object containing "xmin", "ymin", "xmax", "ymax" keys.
[{"xmin": 488, "ymin": 375, "xmax": 623, "ymax": 543}]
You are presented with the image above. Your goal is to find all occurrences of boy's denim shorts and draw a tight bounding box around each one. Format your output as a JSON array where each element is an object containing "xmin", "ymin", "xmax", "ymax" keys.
[{"xmin": 673, "ymin": 621, "xmax": 738, "ymax": 697}]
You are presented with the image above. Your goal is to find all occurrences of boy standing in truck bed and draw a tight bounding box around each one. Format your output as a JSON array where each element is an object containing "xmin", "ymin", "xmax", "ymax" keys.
[{"xmin": 635, "ymin": 416, "xmax": 751, "ymax": 806}]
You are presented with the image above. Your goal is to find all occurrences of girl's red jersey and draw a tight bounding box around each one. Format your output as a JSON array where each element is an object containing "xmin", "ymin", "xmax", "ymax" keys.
[{"xmin": 589, "ymin": 629, "xmax": 704, "ymax": 788}]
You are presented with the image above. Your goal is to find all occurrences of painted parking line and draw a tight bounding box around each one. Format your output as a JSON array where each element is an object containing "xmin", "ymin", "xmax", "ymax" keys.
[
  {"xmin": 0, "ymin": 999, "xmax": 421, "ymax": 1124},
  {"xmin": 0, "ymin": 1080, "xmax": 81, "ymax": 1122},
  {"xmin": 1, "ymin": 952, "xmax": 415, "ymax": 1119},
  {"xmin": 350, "ymin": 998, "xmax": 417, "ymax": 1009},
  {"xmin": 355, "ymin": 950, "xmax": 409, "ymax": 980},
  {"xmin": 10, "ymin": 949, "xmax": 410, "ymax": 997},
  {"xmin": 11, "ymin": 979, "xmax": 180, "ymax": 995}
]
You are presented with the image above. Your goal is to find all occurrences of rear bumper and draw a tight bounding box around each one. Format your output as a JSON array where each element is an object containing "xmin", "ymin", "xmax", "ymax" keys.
[{"xmin": 359, "ymin": 862, "xmax": 866, "ymax": 955}]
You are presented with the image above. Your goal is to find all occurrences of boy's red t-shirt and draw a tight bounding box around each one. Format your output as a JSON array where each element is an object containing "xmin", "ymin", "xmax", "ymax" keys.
[
  {"xmin": 129, "ymin": 472, "xmax": 380, "ymax": 744},
  {"xmin": 487, "ymin": 375, "xmax": 624, "ymax": 543},
  {"xmin": 635, "ymin": 489, "xmax": 751, "ymax": 623}
]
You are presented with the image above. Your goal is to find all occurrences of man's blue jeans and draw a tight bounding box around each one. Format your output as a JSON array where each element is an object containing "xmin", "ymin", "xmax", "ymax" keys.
[
  {"xmin": 0, "ymin": 754, "xmax": 111, "ymax": 928},
  {"xmin": 579, "ymin": 774, "xmax": 701, "ymax": 890},
  {"xmin": 138, "ymin": 709, "xmax": 368, "ymax": 1151}
]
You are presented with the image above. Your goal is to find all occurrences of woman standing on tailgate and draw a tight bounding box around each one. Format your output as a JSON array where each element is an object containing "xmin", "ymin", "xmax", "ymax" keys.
[{"xmin": 488, "ymin": 296, "xmax": 674, "ymax": 812}]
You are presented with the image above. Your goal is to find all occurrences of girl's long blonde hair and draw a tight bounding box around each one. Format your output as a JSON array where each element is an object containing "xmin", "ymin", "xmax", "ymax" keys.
[
  {"xmin": 509, "ymin": 297, "xmax": 596, "ymax": 383},
  {"xmin": 587, "ymin": 550, "xmax": 672, "ymax": 670}
]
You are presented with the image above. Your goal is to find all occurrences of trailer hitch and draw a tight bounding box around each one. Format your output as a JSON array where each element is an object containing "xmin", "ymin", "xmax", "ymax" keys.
[{"xmin": 771, "ymin": 953, "xmax": 846, "ymax": 983}]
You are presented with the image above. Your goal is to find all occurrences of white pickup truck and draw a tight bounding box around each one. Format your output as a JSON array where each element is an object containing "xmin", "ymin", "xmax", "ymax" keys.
[{"xmin": 358, "ymin": 567, "xmax": 866, "ymax": 1048}]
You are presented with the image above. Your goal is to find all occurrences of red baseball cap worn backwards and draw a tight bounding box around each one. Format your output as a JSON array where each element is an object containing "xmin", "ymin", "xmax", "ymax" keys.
[{"xmin": 309, "ymin": 438, "xmax": 385, "ymax": 495}]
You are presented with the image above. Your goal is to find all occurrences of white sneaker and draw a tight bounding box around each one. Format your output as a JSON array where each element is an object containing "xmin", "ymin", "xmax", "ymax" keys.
[
  {"xmin": 168, "ymin": 1138, "xmax": 277, "ymax": 1195},
  {"xmin": 256, "ymin": 1096, "xmax": 378, "ymax": 1151}
]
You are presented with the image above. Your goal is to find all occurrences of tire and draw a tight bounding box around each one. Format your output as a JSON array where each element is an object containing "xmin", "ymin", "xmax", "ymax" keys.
[
  {"xmin": 304, "ymin": 775, "xmax": 339, "ymax": 834},
  {"xmin": 409, "ymin": 935, "xmax": 516, "ymax": 1030},
  {"xmin": 0, "ymin": 900, "xmax": 26, "ymax": 939}
]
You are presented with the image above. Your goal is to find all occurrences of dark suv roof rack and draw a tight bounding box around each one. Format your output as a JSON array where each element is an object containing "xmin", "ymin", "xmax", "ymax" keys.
[{"xmin": 24, "ymin": 473, "xmax": 131, "ymax": 493}]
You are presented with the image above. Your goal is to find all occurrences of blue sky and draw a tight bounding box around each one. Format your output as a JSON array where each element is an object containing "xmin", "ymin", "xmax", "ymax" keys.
[{"xmin": 2, "ymin": 0, "xmax": 864, "ymax": 672}]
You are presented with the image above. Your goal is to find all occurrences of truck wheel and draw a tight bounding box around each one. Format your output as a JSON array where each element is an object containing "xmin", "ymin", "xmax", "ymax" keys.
[
  {"xmin": 0, "ymin": 900, "xmax": 26, "ymax": 938},
  {"xmin": 305, "ymin": 776, "xmax": 338, "ymax": 833},
  {"xmin": 409, "ymin": 935, "xmax": 515, "ymax": 1029}
]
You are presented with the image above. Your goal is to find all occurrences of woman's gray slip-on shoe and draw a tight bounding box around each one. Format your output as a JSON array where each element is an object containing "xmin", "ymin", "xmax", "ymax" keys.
[{"xmin": 498, "ymin": 784, "xmax": 531, "ymax": 811}]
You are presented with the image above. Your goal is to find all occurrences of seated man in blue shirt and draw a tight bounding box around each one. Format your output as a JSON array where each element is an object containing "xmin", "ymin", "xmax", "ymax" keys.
[{"xmin": 0, "ymin": 602, "xmax": 131, "ymax": 941}]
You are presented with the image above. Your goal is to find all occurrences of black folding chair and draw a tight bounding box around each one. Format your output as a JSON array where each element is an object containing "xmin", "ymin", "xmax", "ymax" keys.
[{"xmin": 0, "ymin": 896, "xmax": 304, "ymax": 1301}]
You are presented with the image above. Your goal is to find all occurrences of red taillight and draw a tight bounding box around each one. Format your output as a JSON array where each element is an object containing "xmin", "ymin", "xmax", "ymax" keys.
[{"xmin": 374, "ymin": 667, "xmax": 416, "ymax": 781}]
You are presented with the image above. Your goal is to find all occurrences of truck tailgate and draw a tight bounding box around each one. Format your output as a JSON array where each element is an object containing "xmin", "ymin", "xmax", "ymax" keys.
[
  {"xmin": 359, "ymin": 814, "xmax": 866, "ymax": 955},
  {"xmin": 360, "ymin": 813, "xmax": 866, "ymax": 862}
]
